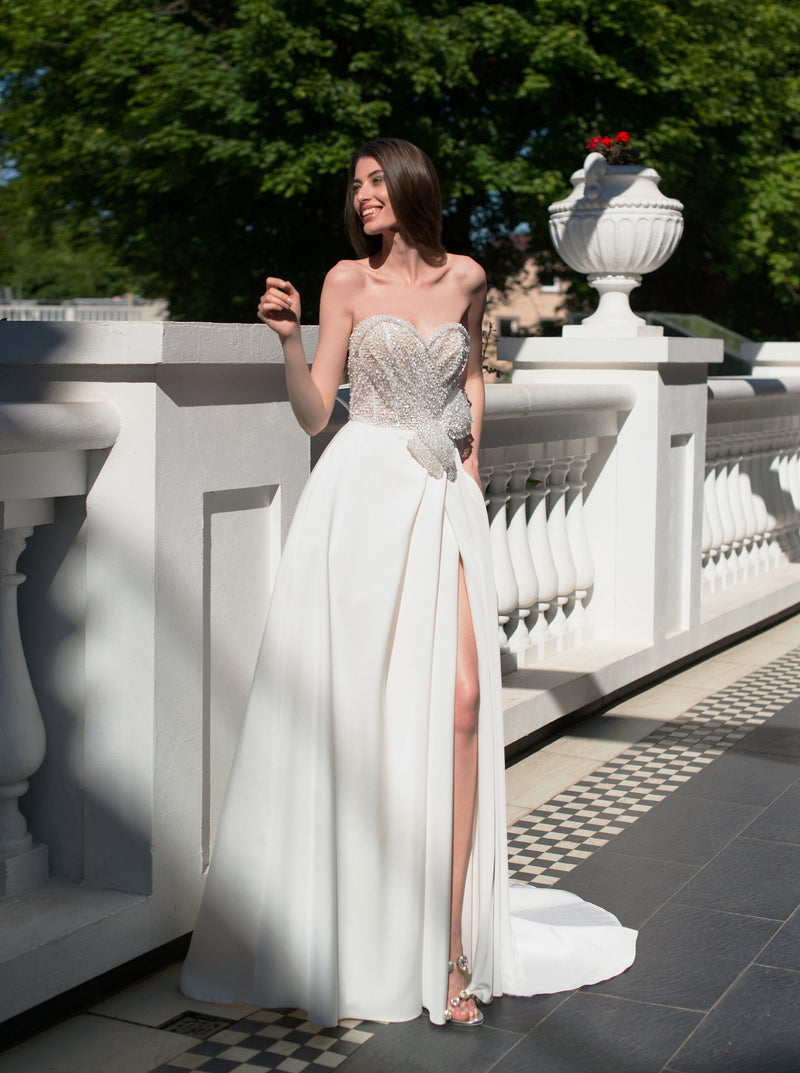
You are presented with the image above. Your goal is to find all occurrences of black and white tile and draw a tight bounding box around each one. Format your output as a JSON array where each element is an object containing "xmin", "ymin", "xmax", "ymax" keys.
[
  {"xmin": 151, "ymin": 1010, "xmax": 372, "ymax": 1073},
  {"xmin": 507, "ymin": 648, "xmax": 800, "ymax": 886}
]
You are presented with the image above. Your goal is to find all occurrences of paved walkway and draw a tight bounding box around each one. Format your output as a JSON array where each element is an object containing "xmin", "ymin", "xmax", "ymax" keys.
[{"xmin": 2, "ymin": 616, "xmax": 800, "ymax": 1073}]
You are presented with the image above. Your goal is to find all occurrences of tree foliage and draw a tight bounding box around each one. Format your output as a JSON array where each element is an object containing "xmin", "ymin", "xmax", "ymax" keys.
[{"xmin": 1, "ymin": 0, "xmax": 799, "ymax": 337}]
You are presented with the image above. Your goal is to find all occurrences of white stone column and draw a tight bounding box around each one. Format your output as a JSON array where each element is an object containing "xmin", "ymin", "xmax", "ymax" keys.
[
  {"xmin": 775, "ymin": 430, "xmax": 797, "ymax": 556},
  {"xmin": 484, "ymin": 463, "xmax": 518, "ymax": 660},
  {"xmin": 780, "ymin": 422, "xmax": 797, "ymax": 553},
  {"xmin": 565, "ymin": 443, "xmax": 596, "ymax": 636},
  {"xmin": 545, "ymin": 447, "xmax": 577, "ymax": 640},
  {"xmin": 711, "ymin": 435, "xmax": 736, "ymax": 585},
  {"xmin": 750, "ymin": 431, "xmax": 776, "ymax": 569},
  {"xmin": 0, "ymin": 506, "xmax": 51, "ymax": 896},
  {"xmin": 702, "ymin": 451, "xmax": 723, "ymax": 593},
  {"xmin": 505, "ymin": 459, "xmax": 539, "ymax": 654},
  {"xmin": 526, "ymin": 456, "xmax": 558, "ymax": 656},
  {"xmin": 761, "ymin": 430, "xmax": 785, "ymax": 565},
  {"xmin": 734, "ymin": 431, "xmax": 760, "ymax": 575}
]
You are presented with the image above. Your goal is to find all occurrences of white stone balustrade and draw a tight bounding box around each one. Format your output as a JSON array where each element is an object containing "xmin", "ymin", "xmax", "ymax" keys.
[
  {"xmin": 0, "ymin": 403, "xmax": 120, "ymax": 898},
  {"xmin": 479, "ymin": 385, "xmax": 634, "ymax": 669},
  {"xmin": 704, "ymin": 379, "xmax": 800, "ymax": 597},
  {"xmin": 0, "ymin": 322, "xmax": 310, "ymax": 1023}
]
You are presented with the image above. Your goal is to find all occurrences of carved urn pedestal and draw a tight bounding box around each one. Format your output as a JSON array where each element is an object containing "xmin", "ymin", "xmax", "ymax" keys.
[{"xmin": 548, "ymin": 152, "xmax": 684, "ymax": 337}]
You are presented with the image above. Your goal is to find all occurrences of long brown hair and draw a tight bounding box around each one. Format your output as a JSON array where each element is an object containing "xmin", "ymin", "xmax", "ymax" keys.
[{"xmin": 344, "ymin": 138, "xmax": 446, "ymax": 265}]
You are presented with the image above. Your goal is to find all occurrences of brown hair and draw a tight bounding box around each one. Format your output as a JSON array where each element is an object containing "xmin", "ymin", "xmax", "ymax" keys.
[{"xmin": 344, "ymin": 138, "xmax": 446, "ymax": 265}]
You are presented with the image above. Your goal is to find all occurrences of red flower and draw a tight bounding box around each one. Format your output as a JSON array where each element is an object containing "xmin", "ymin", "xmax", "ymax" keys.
[{"xmin": 582, "ymin": 129, "xmax": 643, "ymax": 165}]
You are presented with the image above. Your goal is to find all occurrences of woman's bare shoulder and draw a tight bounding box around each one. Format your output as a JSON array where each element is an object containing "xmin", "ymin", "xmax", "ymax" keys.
[
  {"xmin": 324, "ymin": 258, "xmax": 371, "ymax": 289},
  {"xmin": 447, "ymin": 253, "xmax": 486, "ymax": 292}
]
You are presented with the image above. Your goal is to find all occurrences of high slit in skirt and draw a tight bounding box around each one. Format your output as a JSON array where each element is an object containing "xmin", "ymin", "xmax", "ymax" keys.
[{"xmin": 180, "ymin": 420, "xmax": 636, "ymax": 1026}]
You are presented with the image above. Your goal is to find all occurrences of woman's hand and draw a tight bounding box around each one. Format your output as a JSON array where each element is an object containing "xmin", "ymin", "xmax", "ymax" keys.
[{"xmin": 257, "ymin": 277, "xmax": 302, "ymax": 340}]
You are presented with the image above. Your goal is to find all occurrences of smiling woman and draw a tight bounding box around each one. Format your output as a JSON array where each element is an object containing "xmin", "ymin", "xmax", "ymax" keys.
[
  {"xmin": 180, "ymin": 137, "xmax": 636, "ymax": 1030},
  {"xmin": 344, "ymin": 139, "xmax": 446, "ymax": 267}
]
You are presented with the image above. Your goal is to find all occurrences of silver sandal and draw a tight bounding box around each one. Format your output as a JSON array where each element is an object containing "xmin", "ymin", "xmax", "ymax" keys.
[{"xmin": 444, "ymin": 954, "xmax": 483, "ymax": 1026}]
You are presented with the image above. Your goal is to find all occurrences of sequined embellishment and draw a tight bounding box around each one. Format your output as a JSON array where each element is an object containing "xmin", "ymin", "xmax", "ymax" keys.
[{"xmin": 347, "ymin": 315, "xmax": 472, "ymax": 481}]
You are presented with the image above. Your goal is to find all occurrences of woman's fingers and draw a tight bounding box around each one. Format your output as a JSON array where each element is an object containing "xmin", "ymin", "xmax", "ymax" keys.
[
  {"xmin": 257, "ymin": 277, "xmax": 300, "ymax": 327},
  {"xmin": 267, "ymin": 278, "xmax": 295, "ymax": 305},
  {"xmin": 259, "ymin": 279, "xmax": 295, "ymax": 311}
]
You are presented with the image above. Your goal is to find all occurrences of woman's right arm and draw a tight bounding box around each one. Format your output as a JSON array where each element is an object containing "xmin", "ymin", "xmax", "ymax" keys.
[{"xmin": 258, "ymin": 263, "xmax": 356, "ymax": 436}]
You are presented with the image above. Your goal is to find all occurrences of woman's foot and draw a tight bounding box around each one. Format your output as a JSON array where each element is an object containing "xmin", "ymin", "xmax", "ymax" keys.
[{"xmin": 445, "ymin": 954, "xmax": 483, "ymax": 1026}]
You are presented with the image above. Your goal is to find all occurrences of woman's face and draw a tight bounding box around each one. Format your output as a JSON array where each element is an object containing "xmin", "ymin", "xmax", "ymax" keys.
[{"xmin": 352, "ymin": 156, "xmax": 398, "ymax": 237}]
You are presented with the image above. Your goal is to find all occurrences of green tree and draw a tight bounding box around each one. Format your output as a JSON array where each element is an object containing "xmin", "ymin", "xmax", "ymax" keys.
[
  {"xmin": 1, "ymin": 0, "xmax": 799, "ymax": 337},
  {"xmin": 0, "ymin": 182, "xmax": 148, "ymax": 300}
]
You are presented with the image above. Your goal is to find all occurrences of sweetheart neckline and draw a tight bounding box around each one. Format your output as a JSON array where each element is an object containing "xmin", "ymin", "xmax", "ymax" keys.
[{"xmin": 351, "ymin": 314, "xmax": 469, "ymax": 343}]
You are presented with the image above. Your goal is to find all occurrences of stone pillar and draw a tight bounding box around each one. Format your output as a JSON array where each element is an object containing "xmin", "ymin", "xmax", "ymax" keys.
[{"xmin": 0, "ymin": 502, "xmax": 52, "ymax": 896}]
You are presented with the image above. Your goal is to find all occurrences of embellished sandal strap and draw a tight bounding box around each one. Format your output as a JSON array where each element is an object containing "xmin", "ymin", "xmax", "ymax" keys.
[{"xmin": 444, "ymin": 956, "xmax": 481, "ymax": 1023}]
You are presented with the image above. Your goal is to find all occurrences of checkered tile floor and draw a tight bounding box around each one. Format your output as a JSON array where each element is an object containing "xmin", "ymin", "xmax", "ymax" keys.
[
  {"xmin": 508, "ymin": 646, "xmax": 800, "ymax": 885},
  {"xmin": 153, "ymin": 1010, "xmax": 372, "ymax": 1072},
  {"xmin": 148, "ymin": 647, "xmax": 800, "ymax": 1073}
]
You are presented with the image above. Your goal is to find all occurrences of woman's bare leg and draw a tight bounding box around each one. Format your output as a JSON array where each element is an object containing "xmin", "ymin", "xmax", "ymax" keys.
[{"xmin": 447, "ymin": 558, "xmax": 481, "ymax": 1022}]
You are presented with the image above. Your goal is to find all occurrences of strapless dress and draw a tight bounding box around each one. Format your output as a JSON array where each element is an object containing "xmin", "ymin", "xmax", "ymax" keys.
[{"xmin": 180, "ymin": 315, "xmax": 636, "ymax": 1025}]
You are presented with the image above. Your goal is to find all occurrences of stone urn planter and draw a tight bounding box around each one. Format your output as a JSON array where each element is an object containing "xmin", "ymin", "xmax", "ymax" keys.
[{"xmin": 548, "ymin": 151, "xmax": 684, "ymax": 336}]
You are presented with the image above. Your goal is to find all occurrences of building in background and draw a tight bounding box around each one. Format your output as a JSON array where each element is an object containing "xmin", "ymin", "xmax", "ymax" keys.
[{"xmin": 482, "ymin": 243, "xmax": 567, "ymax": 380}]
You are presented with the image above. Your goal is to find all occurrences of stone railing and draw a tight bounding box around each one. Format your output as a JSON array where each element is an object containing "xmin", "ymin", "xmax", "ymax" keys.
[
  {"xmin": 478, "ymin": 384, "xmax": 634, "ymax": 671},
  {"xmin": 3, "ymin": 321, "xmax": 800, "ymax": 1027},
  {"xmin": 0, "ymin": 403, "xmax": 120, "ymax": 900},
  {"xmin": 703, "ymin": 378, "xmax": 800, "ymax": 596},
  {"xmin": 495, "ymin": 334, "xmax": 800, "ymax": 744},
  {"xmin": 0, "ymin": 298, "xmax": 168, "ymax": 322}
]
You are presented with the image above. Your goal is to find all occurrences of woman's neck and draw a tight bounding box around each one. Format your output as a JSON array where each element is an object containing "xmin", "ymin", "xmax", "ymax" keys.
[{"xmin": 371, "ymin": 231, "xmax": 433, "ymax": 283}]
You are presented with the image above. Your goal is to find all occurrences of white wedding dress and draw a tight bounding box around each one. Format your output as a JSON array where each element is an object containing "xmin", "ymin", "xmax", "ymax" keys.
[{"xmin": 180, "ymin": 315, "xmax": 636, "ymax": 1026}]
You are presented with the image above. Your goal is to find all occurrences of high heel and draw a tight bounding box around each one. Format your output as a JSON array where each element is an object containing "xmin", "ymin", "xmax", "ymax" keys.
[{"xmin": 444, "ymin": 954, "xmax": 483, "ymax": 1026}]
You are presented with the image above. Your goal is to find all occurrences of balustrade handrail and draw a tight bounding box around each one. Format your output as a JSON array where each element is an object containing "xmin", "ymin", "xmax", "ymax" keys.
[
  {"xmin": 484, "ymin": 382, "xmax": 635, "ymax": 420},
  {"xmin": 707, "ymin": 377, "xmax": 800, "ymax": 424},
  {"xmin": 0, "ymin": 402, "xmax": 121, "ymax": 454}
]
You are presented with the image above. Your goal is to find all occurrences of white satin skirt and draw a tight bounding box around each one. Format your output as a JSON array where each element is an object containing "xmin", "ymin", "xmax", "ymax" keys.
[{"xmin": 180, "ymin": 421, "xmax": 636, "ymax": 1026}]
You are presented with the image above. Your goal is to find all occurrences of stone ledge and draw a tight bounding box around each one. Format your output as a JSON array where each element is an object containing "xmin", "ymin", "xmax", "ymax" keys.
[{"xmin": 0, "ymin": 880, "xmax": 148, "ymax": 1022}]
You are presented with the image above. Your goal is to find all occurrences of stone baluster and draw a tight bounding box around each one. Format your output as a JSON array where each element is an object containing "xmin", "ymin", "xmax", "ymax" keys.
[
  {"xmin": 504, "ymin": 459, "xmax": 539, "ymax": 655},
  {"xmin": 728, "ymin": 433, "xmax": 754, "ymax": 577},
  {"xmin": 774, "ymin": 429, "xmax": 795, "ymax": 558},
  {"xmin": 526, "ymin": 456, "xmax": 558, "ymax": 657},
  {"xmin": 565, "ymin": 443, "xmax": 595, "ymax": 637},
  {"xmin": 784, "ymin": 426, "xmax": 800, "ymax": 555},
  {"xmin": 772, "ymin": 429, "xmax": 789, "ymax": 553},
  {"xmin": 722, "ymin": 434, "xmax": 747, "ymax": 582},
  {"xmin": 761, "ymin": 430, "xmax": 785, "ymax": 566},
  {"xmin": 711, "ymin": 435, "xmax": 736, "ymax": 585},
  {"xmin": 0, "ymin": 522, "xmax": 49, "ymax": 897},
  {"xmin": 739, "ymin": 433, "xmax": 766, "ymax": 573},
  {"xmin": 484, "ymin": 463, "xmax": 519, "ymax": 661},
  {"xmin": 545, "ymin": 447, "xmax": 577, "ymax": 640},
  {"xmin": 701, "ymin": 488, "xmax": 713, "ymax": 594},
  {"xmin": 702, "ymin": 448, "xmax": 724, "ymax": 592}
]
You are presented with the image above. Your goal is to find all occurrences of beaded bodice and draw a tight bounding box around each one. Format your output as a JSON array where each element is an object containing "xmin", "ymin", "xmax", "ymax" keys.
[{"xmin": 347, "ymin": 315, "xmax": 472, "ymax": 481}]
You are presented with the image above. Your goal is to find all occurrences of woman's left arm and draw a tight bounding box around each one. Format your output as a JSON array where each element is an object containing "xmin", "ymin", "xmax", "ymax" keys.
[{"xmin": 461, "ymin": 264, "xmax": 487, "ymax": 488}]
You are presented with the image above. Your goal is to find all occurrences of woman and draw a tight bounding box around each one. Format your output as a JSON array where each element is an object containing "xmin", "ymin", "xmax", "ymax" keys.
[{"xmin": 180, "ymin": 138, "xmax": 635, "ymax": 1028}]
